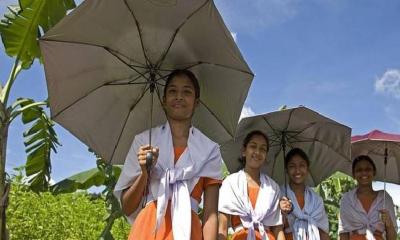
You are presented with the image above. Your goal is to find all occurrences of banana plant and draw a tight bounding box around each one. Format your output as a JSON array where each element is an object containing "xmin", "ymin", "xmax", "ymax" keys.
[
  {"xmin": 52, "ymin": 153, "xmax": 123, "ymax": 240},
  {"xmin": 0, "ymin": 0, "xmax": 76, "ymax": 238},
  {"xmin": 315, "ymin": 172, "xmax": 356, "ymax": 239}
]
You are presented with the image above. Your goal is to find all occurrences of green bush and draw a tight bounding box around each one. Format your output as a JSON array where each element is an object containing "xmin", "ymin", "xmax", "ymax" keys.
[
  {"xmin": 7, "ymin": 183, "xmax": 130, "ymax": 239},
  {"xmin": 315, "ymin": 172, "xmax": 356, "ymax": 239}
]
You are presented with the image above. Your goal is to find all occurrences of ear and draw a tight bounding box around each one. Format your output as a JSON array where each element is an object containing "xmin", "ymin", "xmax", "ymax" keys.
[
  {"xmin": 162, "ymin": 95, "xmax": 166, "ymax": 106},
  {"xmin": 241, "ymin": 147, "xmax": 246, "ymax": 157},
  {"xmin": 194, "ymin": 98, "xmax": 200, "ymax": 107}
]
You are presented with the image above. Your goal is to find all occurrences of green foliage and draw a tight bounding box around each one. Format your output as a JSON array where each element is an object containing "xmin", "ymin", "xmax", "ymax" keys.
[
  {"xmin": 51, "ymin": 164, "xmax": 122, "ymax": 194},
  {"xmin": 52, "ymin": 154, "xmax": 124, "ymax": 239},
  {"xmin": 7, "ymin": 182, "xmax": 130, "ymax": 239},
  {"xmin": 315, "ymin": 172, "xmax": 356, "ymax": 239},
  {"xmin": 14, "ymin": 98, "xmax": 60, "ymax": 192},
  {"xmin": 0, "ymin": 0, "xmax": 76, "ymax": 69},
  {"xmin": 222, "ymin": 162, "xmax": 230, "ymax": 179}
]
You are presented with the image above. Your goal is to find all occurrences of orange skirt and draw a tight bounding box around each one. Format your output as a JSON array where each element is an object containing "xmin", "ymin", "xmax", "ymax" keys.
[
  {"xmin": 128, "ymin": 201, "xmax": 202, "ymax": 240},
  {"xmin": 231, "ymin": 229, "xmax": 275, "ymax": 240}
]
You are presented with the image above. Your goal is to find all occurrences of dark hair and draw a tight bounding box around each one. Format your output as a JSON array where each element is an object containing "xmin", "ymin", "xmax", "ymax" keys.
[
  {"xmin": 284, "ymin": 148, "xmax": 310, "ymax": 170},
  {"xmin": 352, "ymin": 155, "xmax": 376, "ymax": 175},
  {"xmin": 238, "ymin": 130, "xmax": 270, "ymax": 169},
  {"xmin": 163, "ymin": 69, "xmax": 200, "ymax": 99}
]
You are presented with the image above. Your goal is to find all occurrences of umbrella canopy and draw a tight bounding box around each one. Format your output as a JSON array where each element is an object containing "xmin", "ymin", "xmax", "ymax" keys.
[
  {"xmin": 39, "ymin": 0, "xmax": 253, "ymax": 164},
  {"xmin": 221, "ymin": 106, "xmax": 352, "ymax": 186},
  {"xmin": 351, "ymin": 130, "xmax": 400, "ymax": 184}
]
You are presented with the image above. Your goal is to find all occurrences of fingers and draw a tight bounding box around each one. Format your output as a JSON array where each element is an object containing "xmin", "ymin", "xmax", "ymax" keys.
[
  {"xmin": 279, "ymin": 197, "xmax": 293, "ymax": 214},
  {"xmin": 137, "ymin": 145, "xmax": 159, "ymax": 169},
  {"xmin": 378, "ymin": 209, "xmax": 393, "ymax": 227}
]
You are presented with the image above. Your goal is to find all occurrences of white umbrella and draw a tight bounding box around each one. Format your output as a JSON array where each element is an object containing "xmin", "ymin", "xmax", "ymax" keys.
[
  {"xmin": 221, "ymin": 106, "xmax": 352, "ymax": 188},
  {"xmin": 39, "ymin": 0, "xmax": 253, "ymax": 164}
]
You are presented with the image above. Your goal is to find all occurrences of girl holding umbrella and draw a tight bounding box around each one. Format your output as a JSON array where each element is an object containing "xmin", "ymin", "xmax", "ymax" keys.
[
  {"xmin": 279, "ymin": 148, "xmax": 330, "ymax": 240},
  {"xmin": 338, "ymin": 155, "xmax": 398, "ymax": 240},
  {"xmin": 114, "ymin": 70, "xmax": 223, "ymax": 240},
  {"xmin": 218, "ymin": 130, "xmax": 285, "ymax": 240}
]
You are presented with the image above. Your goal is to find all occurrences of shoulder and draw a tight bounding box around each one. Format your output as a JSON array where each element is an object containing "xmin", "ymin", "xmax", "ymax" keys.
[
  {"xmin": 307, "ymin": 187, "xmax": 324, "ymax": 202},
  {"xmin": 223, "ymin": 172, "xmax": 240, "ymax": 183},
  {"xmin": 377, "ymin": 190, "xmax": 395, "ymax": 203},
  {"xmin": 191, "ymin": 126, "xmax": 219, "ymax": 147},
  {"xmin": 340, "ymin": 188, "xmax": 356, "ymax": 205},
  {"xmin": 263, "ymin": 174, "xmax": 280, "ymax": 192},
  {"xmin": 220, "ymin": 172, "xmax": 241, "ymax": 191}
]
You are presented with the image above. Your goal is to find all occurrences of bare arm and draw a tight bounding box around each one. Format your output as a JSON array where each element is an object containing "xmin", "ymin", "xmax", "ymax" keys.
[
  {"xmin": 203, "ymin": 184, "xmax": 220, "ymax": 240},
  {"xmin": 380, "ymin": 209, "xmax": 397, "ymax": 240},
  {"xmin": 318, "ymin": 228, "xmax": 330, "ymax": 240},
  {"xmin": 271, "ymin": 225, "xmax": 286, "ymax": 240},
  {"xmin": 121, "ymin": 171, "xmax": 148, "ymax": 215},
  {"xmin": 339, "ymin": 233, "xmax": 349, "ymax": 240},
  {"xmin": 120, "ymin": 145, "xmax": 159, "ymax": 216},
  {"xmin": 218, "ymin": 212, "xmax": 229, "ymax": 240}
]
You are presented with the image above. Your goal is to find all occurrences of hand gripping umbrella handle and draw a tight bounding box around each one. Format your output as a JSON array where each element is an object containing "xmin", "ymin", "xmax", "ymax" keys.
[{"xmin": 142, "ymin": 74, "xmax": 156, "ymax": 208}]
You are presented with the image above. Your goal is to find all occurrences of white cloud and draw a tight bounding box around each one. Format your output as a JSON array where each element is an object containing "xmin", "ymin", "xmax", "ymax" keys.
[
  {"xmin": 239, "ymin": 105, "xmax": 255, "ymax": 121},
  {"xmin": 375, "ymin": 69, "xmax": 400, "ymax": 99}
]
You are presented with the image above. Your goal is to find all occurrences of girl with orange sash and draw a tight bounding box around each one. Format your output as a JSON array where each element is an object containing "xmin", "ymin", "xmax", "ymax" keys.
[
  {"xmin": 114, "ymin": 70, "xmax": 222, "ymax": 240},
  {"xmin": 218, "ymin": 130, "xmax": 285, "ymax": 240},
  {"xmin": 338, "ymin": 155, "xmax": 397, "ymax": 240}
]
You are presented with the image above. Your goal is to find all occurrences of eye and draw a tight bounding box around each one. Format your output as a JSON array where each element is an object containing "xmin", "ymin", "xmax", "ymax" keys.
[
  {"xmin": 184, "ymin": 89, "xmax": 194, "ymax": 95},
  {"xmin": 248, "ymin": 144, "xmax": 257, "ymax": 149},
  {"xmin": 167, "ymin": 88, "xmax": 177, "ymax": 94},
  {"xmin": 287, "ymin": 164, "xmax": 295, "ymax": 169}
]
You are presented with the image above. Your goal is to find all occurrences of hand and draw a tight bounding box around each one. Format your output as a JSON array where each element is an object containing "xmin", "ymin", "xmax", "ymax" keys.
[
  {"xmin": 137, "ymin": 145, "xmax": 159, "ymax": 172},
  {"xmin": 379, "ymin": 209, "xmax": 393, "ymax": 228},
  {"xmin": 279, "ymin": 196, "xmax": 293, "ymax": 214}
]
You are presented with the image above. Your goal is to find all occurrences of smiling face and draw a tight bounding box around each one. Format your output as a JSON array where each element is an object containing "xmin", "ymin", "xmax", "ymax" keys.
[
  {"xmin": 242, "ymin": 134, "xmax": 268, "ymax": 170},
  {"xmin": 287, "ymin": 154, "xmax": 309, "ymax": 186},
  {"xmin": 162, "ymin": 74, "xmax": 199, "ymax": 122},
  {"xmin": 353, "ymin": 159, "xmax": 376, "ymax": 186}
]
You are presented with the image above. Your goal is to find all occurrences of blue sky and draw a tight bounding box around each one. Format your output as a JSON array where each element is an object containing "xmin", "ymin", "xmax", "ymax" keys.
[{"xmin": 1, "ymin": 0, "xmax": 400, "ymax": 202}]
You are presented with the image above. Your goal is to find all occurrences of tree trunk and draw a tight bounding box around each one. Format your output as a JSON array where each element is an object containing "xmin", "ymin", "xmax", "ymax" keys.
[{"xmin": 0, "ymin": 101, "xmax": 9, "ymax": 240}]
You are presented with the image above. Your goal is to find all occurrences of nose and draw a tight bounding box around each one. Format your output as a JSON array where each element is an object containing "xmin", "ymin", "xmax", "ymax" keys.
[{"xmin": 175, "ymin": 91, "xmax": 183, "ymax": 100}]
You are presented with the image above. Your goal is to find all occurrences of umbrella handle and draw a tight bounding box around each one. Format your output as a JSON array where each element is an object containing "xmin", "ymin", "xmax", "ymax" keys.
[
  {"xmin": 282, "ymin": 133, "xmax": 288, "ymax": 197},
  {"xmin": 146, "ymin": 75, "xmax": 156, "ymax": 171},
  {"xmin": 146, "ymin": 152, "xmax": 154, "ymax": 170},
  {"xmin": 142, "ymin": 74, "xmax": 156, "ymax": 208}
]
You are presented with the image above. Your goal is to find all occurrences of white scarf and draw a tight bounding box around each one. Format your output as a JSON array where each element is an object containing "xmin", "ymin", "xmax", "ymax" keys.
[
  {"xmin": 114, "ymin": 122, "xmax": 223, "ymax": 240},
  {"xmin": 282, "ymin": 185, "xmax": 329, "ymax": 240},
  {"xmin": 219, "ymin": 170, "xmax": 282, "ymax": 240},
  {"xmin": 339, "ymin": 188, "xmax": 398, "ymax": 240}
]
